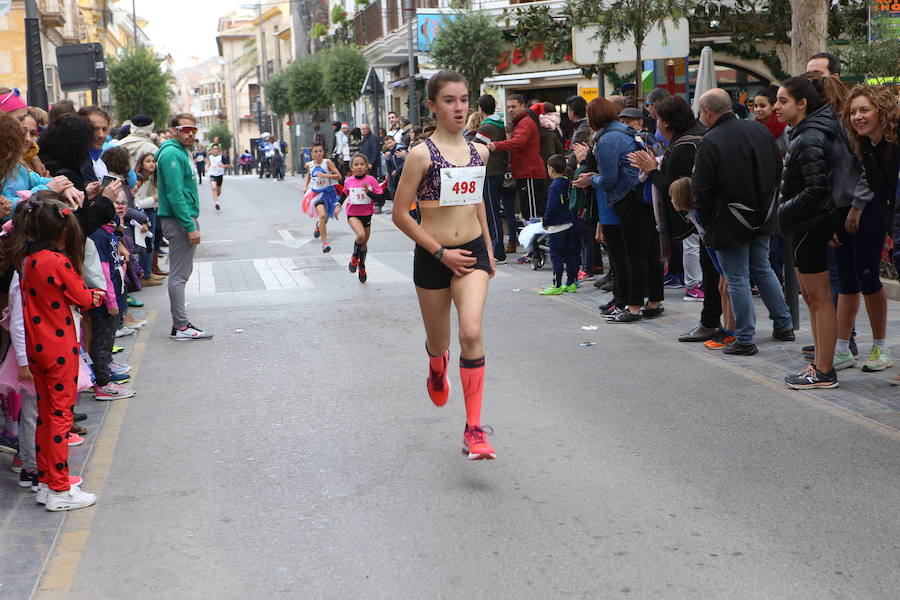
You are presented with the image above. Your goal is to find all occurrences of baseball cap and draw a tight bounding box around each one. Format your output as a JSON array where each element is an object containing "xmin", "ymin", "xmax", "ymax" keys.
[{"xmin": 618, "ymin": 108, "xmax": 643, "ymax": 120}]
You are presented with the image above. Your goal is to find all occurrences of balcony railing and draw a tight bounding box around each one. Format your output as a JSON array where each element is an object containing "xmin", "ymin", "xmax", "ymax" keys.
[
  {"xmin": 354, "ymin": 0, "xmax": 384, "ymax": 47},
  {"xmin": 40, "ymin": 0, "xmax": 66, "ymax": 28}
]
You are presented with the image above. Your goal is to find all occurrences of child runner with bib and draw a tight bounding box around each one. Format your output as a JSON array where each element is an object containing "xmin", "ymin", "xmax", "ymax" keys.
[
  {"xmin": 207, "ymin": 144, "xmax": 225, "ymax": 211},
  {"xmin": 391, "ymin": 70, "xmax": 496, "ymax": 460},
  {"xmin": 302, "ymin": 142, "xmax": 342, "ymax": 253},
  {"xmin": 342, "ymin": 153, "xmax": 383, "ymax": 283}
]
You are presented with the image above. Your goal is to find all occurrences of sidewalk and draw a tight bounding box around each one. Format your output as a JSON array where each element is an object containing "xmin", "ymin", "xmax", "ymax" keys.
[
  {"xmin": 565, "ymin": 275, "xmax": 900, "ymax": 434},
  {"xmin": 0, "ymin": 311, "xmax": 148, "ymax": 600}
]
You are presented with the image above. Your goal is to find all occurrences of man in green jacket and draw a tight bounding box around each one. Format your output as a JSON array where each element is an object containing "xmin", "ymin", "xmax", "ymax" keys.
[{"xmin": 156, "ymin": 113, "xmax": 213, "ymax": 340}]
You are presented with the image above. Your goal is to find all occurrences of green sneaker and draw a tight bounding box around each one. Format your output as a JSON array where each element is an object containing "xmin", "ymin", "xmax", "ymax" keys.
[
  {"xmin": 539, "ymin": 285, "xmax": 564, "ymax": 296},
  {"xmin": 563, "ymin": 283, "xmax": 577, "ymax": 293},
  {"xmin": 832, "ymin": 349, "xmax": 857, "ymax": 370},
  {"xmin": 862, "ymin": 345, "xmax": 893, "ymax": 372}
]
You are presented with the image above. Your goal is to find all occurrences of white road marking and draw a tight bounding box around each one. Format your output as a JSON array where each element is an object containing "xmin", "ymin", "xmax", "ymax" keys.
[{"xmin": 330, "ymin": 254, "xmax": 411, "ymax": 283}]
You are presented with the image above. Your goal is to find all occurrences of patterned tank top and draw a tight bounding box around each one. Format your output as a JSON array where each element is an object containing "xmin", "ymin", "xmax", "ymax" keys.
[{"xmin": 417, "ymin": 138, "xmax": 484, "ymax": 208}]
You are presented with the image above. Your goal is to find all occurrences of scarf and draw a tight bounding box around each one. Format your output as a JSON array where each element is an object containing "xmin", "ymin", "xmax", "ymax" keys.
[{"xmin": 758, "ymin": 112, "xmax": 787, "ymax": 140}]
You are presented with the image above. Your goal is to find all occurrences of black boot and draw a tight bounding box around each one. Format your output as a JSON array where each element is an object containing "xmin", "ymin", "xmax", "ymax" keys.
[{"xmin": 358, "ymin": 249, "xmax": 368, "ymax": 283}]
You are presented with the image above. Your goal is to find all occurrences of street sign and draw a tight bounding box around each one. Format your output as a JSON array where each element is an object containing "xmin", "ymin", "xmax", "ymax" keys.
[
  {"xmin": 56, "ymin": 43, "xmax": 107, "ymax": 92},
  {"xmin": 572, "ymin": 18, "xmax": 690, "ymax": 66},
  {"xmin": 579, "ymin": 87, "xmax": 599, "ymax": 102},
  {"xmin": 361, "ymin": 67, "xmax": 382, "ymax": 96}
]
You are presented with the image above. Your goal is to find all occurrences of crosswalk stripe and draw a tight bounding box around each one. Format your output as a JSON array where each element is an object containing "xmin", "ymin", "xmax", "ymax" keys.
[{"xmin": 331, "ymin": 254, "xmax": 411, "ymax": 283}]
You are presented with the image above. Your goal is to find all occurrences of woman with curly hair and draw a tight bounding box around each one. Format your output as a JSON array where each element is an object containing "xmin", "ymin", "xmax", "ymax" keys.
[
  {"xmin": 0, "ymin": 113, "xmax": 27, "ymax": 217},
  {"xmin": 842, "ymin": 85, "xmax": 900, "ymax": 382},
  {"xmin": 38, "ymin": 114, "xmax": 94, "ymax": 191}
]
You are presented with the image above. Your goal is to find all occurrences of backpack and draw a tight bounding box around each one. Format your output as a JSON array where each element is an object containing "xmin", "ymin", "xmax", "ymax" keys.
[
  {"xmin": 659, "ymin": 134, "xmax": 702, "ymax": 241},
  {"xmin": 568, "ymin": 163, "xmax": 594, "ymax": 221}
]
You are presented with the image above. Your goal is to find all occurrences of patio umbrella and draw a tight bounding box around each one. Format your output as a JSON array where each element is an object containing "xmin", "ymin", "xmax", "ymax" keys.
[{"xmin": 691, "ymin": 46, "xmax": 716, "ymax": 117}]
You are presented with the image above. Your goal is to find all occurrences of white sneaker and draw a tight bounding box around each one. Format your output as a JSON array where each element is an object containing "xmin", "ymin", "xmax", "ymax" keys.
[
  {"xmin": 173, "ymin": 325, "xmax": 214, "ymax": 341},
  {"xmin": 124, "ymin": 318, "xmax": 147, "ymax": 329},
  {"xmin": 94, "ymin": 382, "xmax": 136, "ymax": 401},
  {"xmin": 115, "ymin": 327, "xmax": 136, "ymax": 338},
  {"xmin": 35, "ymin": 477, "xmax": 83, "ymax": 504},
  {"xmin": 45, "ymin": 487, "xmax": 96, "ymax": 512}
]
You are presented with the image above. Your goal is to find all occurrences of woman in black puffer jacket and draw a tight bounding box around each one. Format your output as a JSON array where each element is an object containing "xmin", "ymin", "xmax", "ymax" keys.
[{"xmin": 775, "ymin": 75, "xmax": 841, "ymax": 389}]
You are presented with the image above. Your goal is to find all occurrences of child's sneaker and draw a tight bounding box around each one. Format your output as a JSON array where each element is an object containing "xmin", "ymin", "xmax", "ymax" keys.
[
  {"xmin": 313, "ymin": 224, "xmax": 320, "ymax": 238},
  {"xmin": 0, "ymin": 432, "xmax": 18, "ymax": 454},
  {"xmin": 563, "ymin": 283, "xmax": 577, "ymax": 293},
  {"xmin": 109, "ymin": 370, "xmax": 131, "ymax": 383},
  {"xmin": 114, "ymin": 326, "xmax": 136, "ymax": 338},
  {"xmin": 35, "ymin": 476, "xmax": 85, "ymax": 503},
  {"xmin": 663, "ymin": 273, "xmax": 684, "ymax": 288},
  {"xmin": 109, "ymin": 361, "xmax": 131, "ymax": 375},
  {"xmin": 358, "ymin": 267, "xmax": 367, "ymax": 283},
  {"xmin": 462, "ymin": 425, "xmax": 495, "ymax": 460},
  {"xmin": 427, "ymin": 351, "xmax": 450, "ymax": 407},
  {"xmin": 11, "ymin": 454, "xmax": 23, "ymax": 473},
  {"xmin": 94, "ymin": 382, "xmax": 136, "ymax": 401},
  {"xmin": 683, "ymin": 285, "xmax": 704, "ymax": 302},
  {"xmin": 348, "ymin": 255, "xmax": 359, "ymax": 273},
  {"xmin": 112, "ymin": 345, "xmax": 124, "ymax": 354},
  {"xmin": 704, "ymin": 331, "xmax": 735, "ymax": 350},
  {"xmin": 45, "ymin": 487, "xmax": 96, "ymax": 512},
  {"xmin": 322, "ymin": 242, "xmax": 331, "ymax": 253},
  {"xmin": 18, "ymin": 469, "xmax": 36, "ymax": 488},
  {"xmin": 576, "ymin": 269, "xmax": 592, "ymax": 282},
  {"xmin": 785, "ymin": 365, "xmax": 838, "ymax": 390},
  {"xmin": 538, "ymin": 285, "xmax": 564, "ymax": 295},
  {"xmin": 832, "ymin": 349, "xmax": 857, "ymax": 370},
  {"xmin": 516, "ymin": 255, "xmax": 531, "ymax": 264},
  {"xmin": 66, "ymin": 432, "xmax": 84, "ymax": 447}
]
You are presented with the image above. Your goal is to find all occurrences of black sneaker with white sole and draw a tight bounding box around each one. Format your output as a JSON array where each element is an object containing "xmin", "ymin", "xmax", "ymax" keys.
[{"xmin": 785, "ymin": 367, "xmax": 838, "ymax": 390}]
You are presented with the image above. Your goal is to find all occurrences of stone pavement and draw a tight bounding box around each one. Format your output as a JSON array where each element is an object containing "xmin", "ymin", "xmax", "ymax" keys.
[{"xmin": 564, "ymin": 277, "xmax": 900, "ymax": 433}]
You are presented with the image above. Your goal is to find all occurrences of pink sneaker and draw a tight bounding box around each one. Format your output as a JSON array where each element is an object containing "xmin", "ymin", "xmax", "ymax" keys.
[
  {"xmin": 67, "ymin": 432, "xmax": 84, "ymax": 447},
  {"xmin": 462, "ymin": 425, "xmax": 496, "ymax": 460},
  {"xmin": 683, "ymin": 285, "xmax": 704, "ymax": 302}
]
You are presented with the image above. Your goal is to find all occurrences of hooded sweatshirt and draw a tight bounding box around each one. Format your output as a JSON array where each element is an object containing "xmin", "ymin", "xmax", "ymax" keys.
[
  {"xmin": 474, "ymin": 114, "xmax": 509, "ymax": 177},
  {"xmin": 156, "ymin": 138, "xmax": 200, "ymax": 233},
  {"xmin": 118, "ymin": 122, "xmax": 159, "ymax": 171}
]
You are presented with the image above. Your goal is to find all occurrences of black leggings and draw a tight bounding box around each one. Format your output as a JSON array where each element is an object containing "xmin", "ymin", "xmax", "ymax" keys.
[
  {"xmin": 699, "ymin": 244, "xmax": 722, "ymax": 329},
  {"xmin": 602, "ymin": 223, "xmax": 628, "ymax": 308},
  {"xmin": 613, "ymin": 189, "xmax": 663, "ymax": 307}
]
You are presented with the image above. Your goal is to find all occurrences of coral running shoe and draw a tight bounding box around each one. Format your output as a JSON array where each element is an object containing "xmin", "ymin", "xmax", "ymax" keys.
[
  {"xmin": 427, "ymin": 351, "xmax": 450, "ymax": 407},
  {"xmin": 462, "ymin": 425, "xmax": 496, "ymax": 460}
]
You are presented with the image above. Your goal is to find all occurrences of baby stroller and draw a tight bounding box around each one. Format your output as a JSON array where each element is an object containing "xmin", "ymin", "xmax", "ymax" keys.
[{"xmin": 518, "ymin": 220, "xmax": 549, "ymax": 270}]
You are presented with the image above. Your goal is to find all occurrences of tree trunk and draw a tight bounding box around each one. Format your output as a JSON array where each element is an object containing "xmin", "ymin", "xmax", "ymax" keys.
[
  {"xmin": 635, "ymin": 38, "xmax": 643, "ymax": 101},
  {"xmin": 789, "ymin": 0, "xmax": 829, "ymax": 75}
]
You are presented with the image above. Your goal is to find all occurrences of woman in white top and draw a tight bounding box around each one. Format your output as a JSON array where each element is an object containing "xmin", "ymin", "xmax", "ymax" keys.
[{"xmin": 206, "ymin": 144, "xmax": 226, "ymax": 211}]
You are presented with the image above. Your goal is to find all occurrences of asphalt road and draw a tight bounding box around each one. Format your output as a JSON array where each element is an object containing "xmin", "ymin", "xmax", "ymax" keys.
[{"xmin": 26, "ymin": 175, "xmax": 900, "ymax": 599}]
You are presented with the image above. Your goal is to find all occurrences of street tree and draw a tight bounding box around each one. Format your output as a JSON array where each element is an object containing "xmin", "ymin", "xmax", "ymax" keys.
[
  {"xmin": 789, "ymin": 0, "xmax": 828, "ymax": 74},
  {"xmin": 286, "ymin": 54, "xmax": 326, "ymax": 115},
  {"xmin": 570, "ymin": 0, "xmax": 691, "ymax": 98},
  {"xmin": 266, "ymin": 70, "xmax": 292, "ymax": 116},
  {"xmin": 429, "ymin": 12, "xmax": 504, "ymax": 97},
  {"xmin": 206, "ymin": 121, "xmax": 233, "ymax": 151},
  {"xmin": 107, "ymin": 45, "xmax": 172, "ymax": 127},
  {"xmin": 322, "ymin": 46, "xmax": 368, "ymax": 108}
]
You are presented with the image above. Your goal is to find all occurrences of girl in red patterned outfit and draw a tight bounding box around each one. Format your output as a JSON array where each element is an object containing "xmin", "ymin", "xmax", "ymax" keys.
[{"xmin": 13, "ymin": 193, "xmax": 102, "ymax": 511}]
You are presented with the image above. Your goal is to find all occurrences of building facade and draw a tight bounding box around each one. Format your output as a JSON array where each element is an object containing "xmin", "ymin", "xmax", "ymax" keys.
[
  {"xmin": 0, "ymin": 0, "xmax": 151, "ymax": 110},
  {"xmin": 217, "ymin": 4, "xmax": 294, "ymax": 162}
]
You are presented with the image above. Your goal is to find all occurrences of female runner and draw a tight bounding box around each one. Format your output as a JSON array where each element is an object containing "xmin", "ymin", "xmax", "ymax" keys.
[{"xmin": 391, "ymin": 70, "xmax": 496, "ymax": 460}]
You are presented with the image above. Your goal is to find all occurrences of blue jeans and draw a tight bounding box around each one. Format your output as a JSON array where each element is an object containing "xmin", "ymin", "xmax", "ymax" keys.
[
  {"xmin": 716, "ymin": 236, "xmax": 792, "ymax": 344},
  {"xmin": 483, "ymin": 175, "xmax": 506, "ymax": 260}
]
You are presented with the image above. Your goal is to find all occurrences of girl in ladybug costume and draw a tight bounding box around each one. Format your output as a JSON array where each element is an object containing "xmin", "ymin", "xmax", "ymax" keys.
[{"xmin": 14, "ymin": 194, "xmax": 102, "ymax": 511}]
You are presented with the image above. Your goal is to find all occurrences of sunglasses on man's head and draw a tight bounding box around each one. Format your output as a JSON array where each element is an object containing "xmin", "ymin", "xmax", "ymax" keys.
[{"xmin": 175, "ymin": 125, "xmax": 198, "ymax": 134}]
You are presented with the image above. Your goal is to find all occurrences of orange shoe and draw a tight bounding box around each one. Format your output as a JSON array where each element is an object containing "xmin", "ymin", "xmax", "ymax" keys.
[
  {"xmin": 427, "ymin": 351, "xmax": 450, "ymax": 406},
  {"xmin": 66, "ymin": 432, "xmax": 84, "ymax": 447},
  {"xmin": 462, "ymin": 425, "xmax": 495, "ymax": 460},
  {"xmin": 705, "ymin": 333, "xmax": 736, "ymax": 350}
]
